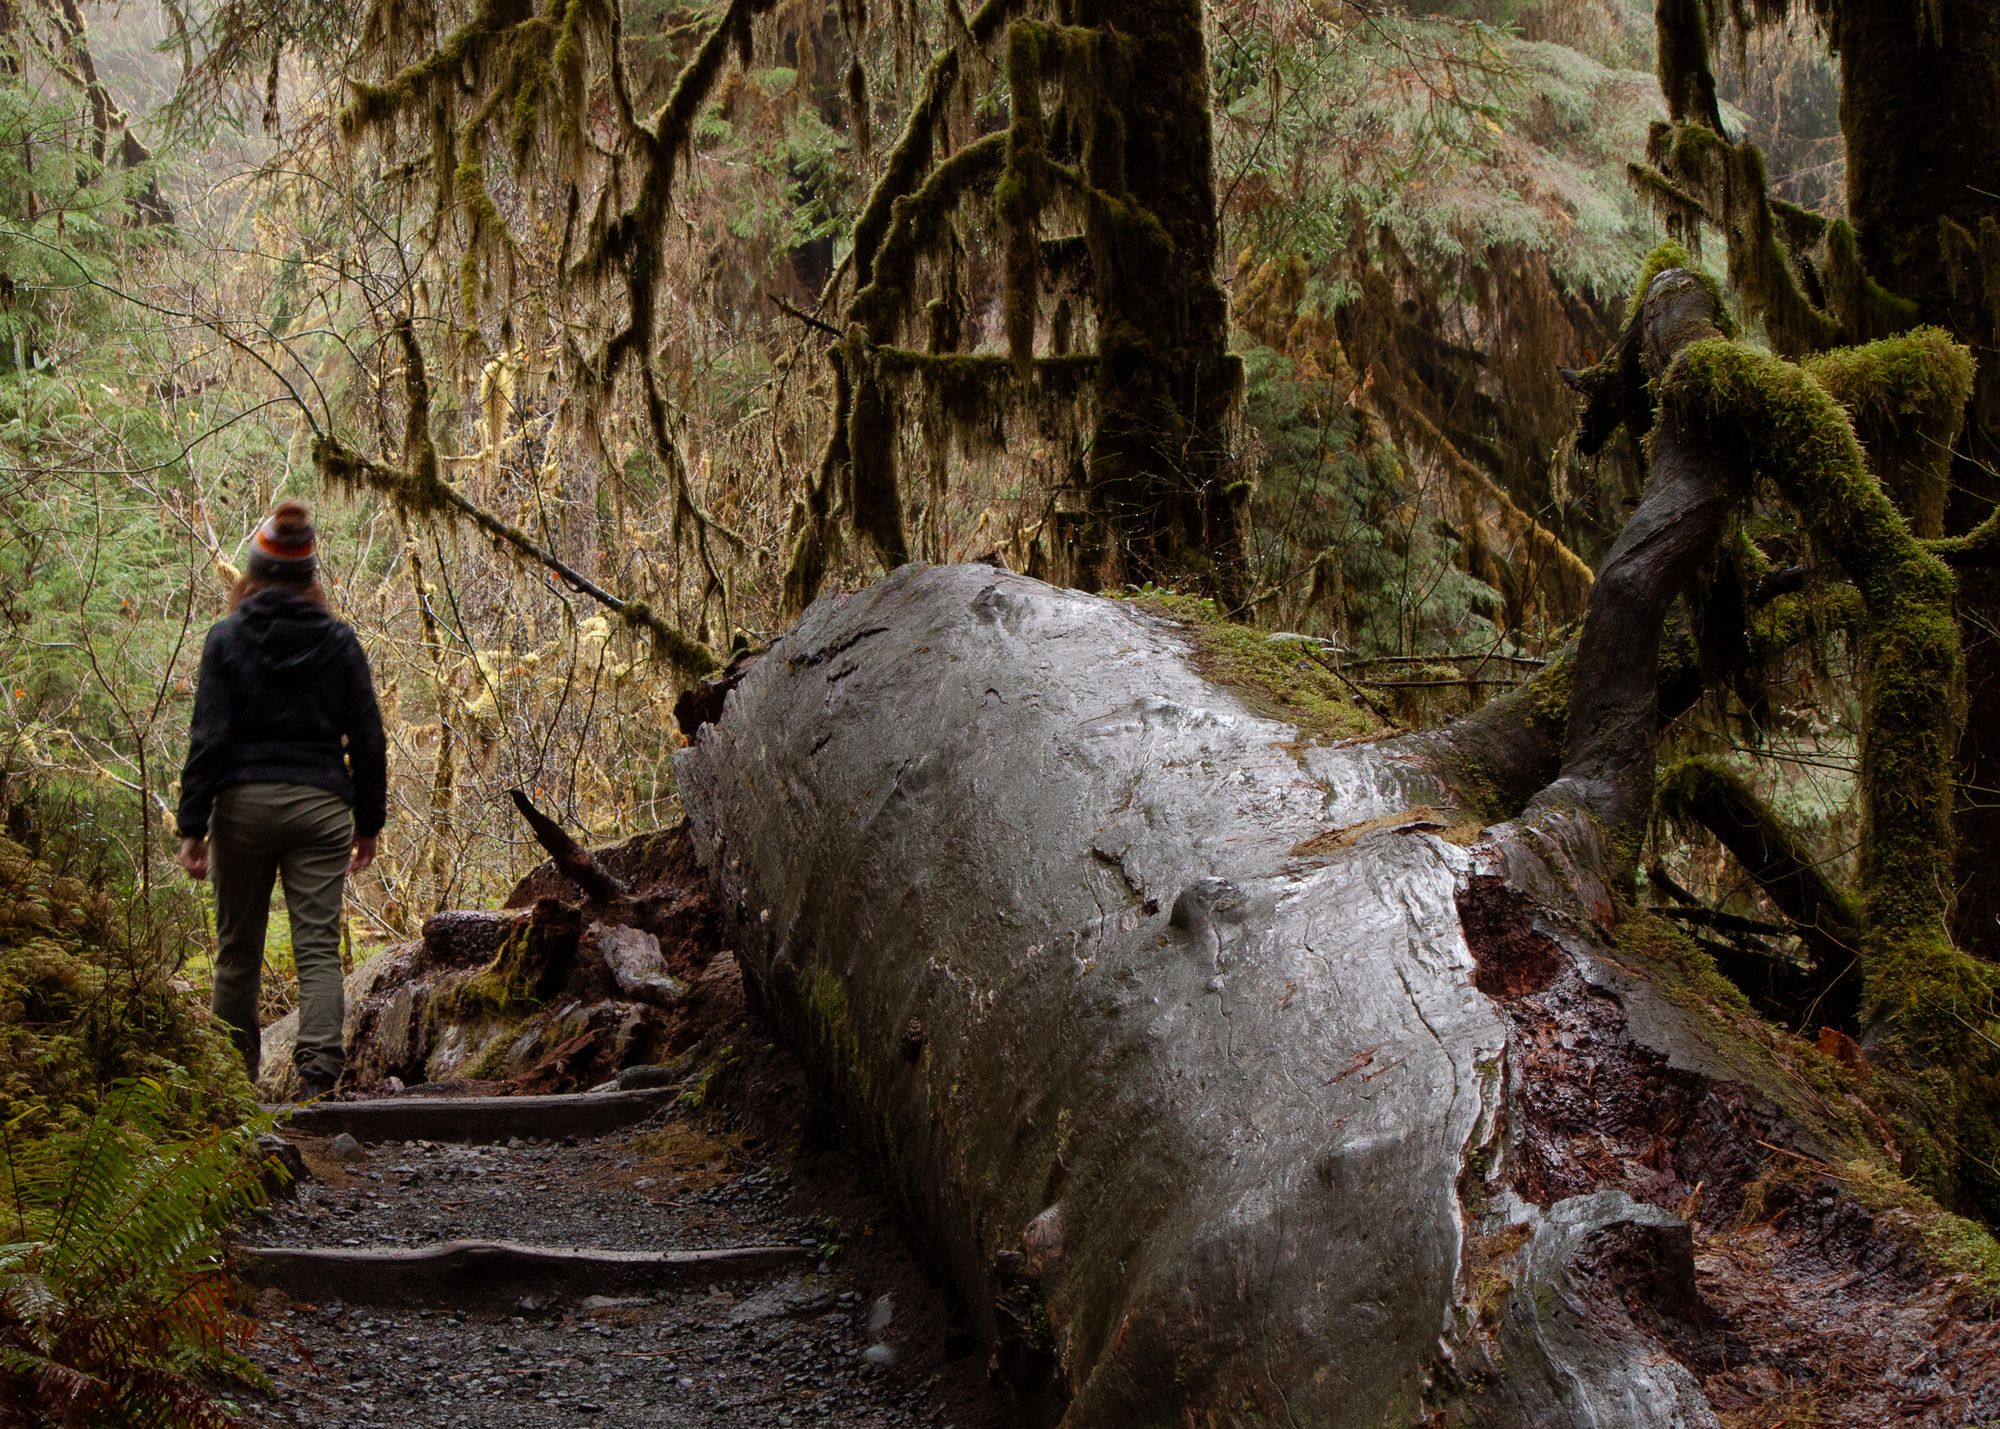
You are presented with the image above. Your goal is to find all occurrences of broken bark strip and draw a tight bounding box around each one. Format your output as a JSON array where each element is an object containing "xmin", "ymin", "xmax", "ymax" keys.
[
  {"xmin": 508, "ymin": 788, "xmax": 630, "ymax": 907},
  {"xmin": 283, "ymin": 1089, "xmax": 677, "ymax": 1144},
  {"xmin": 232, "ymin": 1240, "xmax": 807, "ymax": 1306}
]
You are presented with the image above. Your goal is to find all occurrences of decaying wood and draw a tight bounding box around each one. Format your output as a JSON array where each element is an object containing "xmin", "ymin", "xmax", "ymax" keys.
[
  {"xmin": 284, "ymin": 1088, "xmax": 678, "ymax": 1143},
  {"xmin": 509, "ymin": 788, "xmax": 632, "ymax": 907},
  {"xmin": 232, "ymin": 1239, "xmax": 807, "ymax": 1305}
]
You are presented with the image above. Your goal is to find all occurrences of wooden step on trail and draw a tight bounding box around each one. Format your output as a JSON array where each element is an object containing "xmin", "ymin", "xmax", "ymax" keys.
[
  {"xmin": 276, "ymin": 1087, "xmax": 677, "ymax": 1143},
  {"xmin": 233, "ymin": 1239, "xmax": 811, "ymax": 1306}
]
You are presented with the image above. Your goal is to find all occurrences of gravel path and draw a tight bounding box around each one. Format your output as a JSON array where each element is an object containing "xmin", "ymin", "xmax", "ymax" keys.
[
  {"xmin": 234, "ymin": 957, "xmax": 1008, "ymax": 1428},
  {"xmin": 253, "ymin": 1127, "xmax": 812, "ymax": 1253},
  {"xmin": 245, "ymin": 1277, "xmax": 962, "ymax": 1427}
]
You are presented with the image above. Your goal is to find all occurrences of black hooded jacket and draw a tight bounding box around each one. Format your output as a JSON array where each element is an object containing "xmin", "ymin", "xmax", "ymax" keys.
[{"xmin": 176, "ymin": 588, "xmax": 388, "ymax": 840}]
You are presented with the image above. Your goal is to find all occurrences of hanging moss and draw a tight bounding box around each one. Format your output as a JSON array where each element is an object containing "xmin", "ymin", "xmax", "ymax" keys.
[
  {"xmin": 849, "ymin": 132, "xmax": 1007, "ymax": 339},
  {"xmin": 846, "ymin": 352, "xmax": 908, "ymax": 568},
  {"xmin": 1652, "ymin": 0, "xmax": 1724, "ymax": 131},
  {"xmin": 338, "ymin": 0, "xmax": 538, "ymax": 144},
  {"xmin": 1641, "ymin": 124, "xmax": 1841, "ymax": 357},
  {"xmin": 872, "ymin": 347, "xmax": 1097, "ymax": 453},
  {"xmin": 1803, "ymin": 327, "xmax": 1975, "ymax": 538},
  {"xmin": 846, "ymin": 0, "xmax": 1014, "ymax": 287}
]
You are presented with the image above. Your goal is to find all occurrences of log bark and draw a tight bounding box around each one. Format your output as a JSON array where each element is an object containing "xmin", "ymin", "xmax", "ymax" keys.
[{"xmin": 675, "ymin": 563, "xmax": 1990, "ymax": 1426}]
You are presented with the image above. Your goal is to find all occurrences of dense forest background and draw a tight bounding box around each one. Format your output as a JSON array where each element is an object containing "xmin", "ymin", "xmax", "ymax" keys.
[{"xmin": 1, "ymin": 0, "xmax": 1851, "ymax": 961}]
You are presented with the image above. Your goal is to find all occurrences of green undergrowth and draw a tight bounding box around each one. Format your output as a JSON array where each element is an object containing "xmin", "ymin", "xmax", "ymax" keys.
[
  {"xmin": 0, "ymin": 783, "xmax": 274, "ymax": 1426},
  {"xmin": 1122, "ymin": 590, "xmax": 1385, "ymax": 744},
  {"xmin": 0, "ymin": 799, "xmax": 251, "ymax": 1140}
]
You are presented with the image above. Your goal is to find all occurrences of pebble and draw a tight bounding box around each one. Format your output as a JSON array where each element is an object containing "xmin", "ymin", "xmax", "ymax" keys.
[{"xmin": 330, "ymin": 1133, "xmax": 365, "ymax": 1162}]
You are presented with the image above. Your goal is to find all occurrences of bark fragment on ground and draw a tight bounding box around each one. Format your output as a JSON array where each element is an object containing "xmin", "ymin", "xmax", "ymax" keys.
[{"xmin": 675, "ymin": 562, "xmax": 2000, "ymax": 1427}]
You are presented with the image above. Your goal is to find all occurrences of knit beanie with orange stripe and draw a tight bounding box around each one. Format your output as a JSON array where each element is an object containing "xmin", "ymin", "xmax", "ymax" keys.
[{"xmin": 245, "ymin": 499, "xmax": 318, "ymax": 582}]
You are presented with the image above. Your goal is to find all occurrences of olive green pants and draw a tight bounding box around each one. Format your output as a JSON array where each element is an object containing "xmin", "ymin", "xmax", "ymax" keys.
[{"xmin": 210, "ymin": 782, "xmax": 352, "ymax": 1084}]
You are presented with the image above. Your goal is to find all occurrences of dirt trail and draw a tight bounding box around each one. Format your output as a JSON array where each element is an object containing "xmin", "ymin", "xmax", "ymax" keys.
[{"xmin": 232, "ymin": 953, "xmax": 1009, "ymax": 1428}]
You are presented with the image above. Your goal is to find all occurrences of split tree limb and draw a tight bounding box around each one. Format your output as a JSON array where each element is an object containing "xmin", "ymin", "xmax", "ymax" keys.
[{"xmin": 508, "ymin": 787, "xmax": 631, "ymax": 907}]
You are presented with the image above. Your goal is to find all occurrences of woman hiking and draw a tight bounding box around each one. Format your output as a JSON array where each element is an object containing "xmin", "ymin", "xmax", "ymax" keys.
[{"xmin": 174, "ymin": 500, "xmax": 387, "ymax": 1099}]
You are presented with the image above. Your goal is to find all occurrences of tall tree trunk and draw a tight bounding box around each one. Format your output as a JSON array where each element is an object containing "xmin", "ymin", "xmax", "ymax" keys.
[
  {"xmin": 1076, "ymin": 0, "xmax": 1244, "ymax": 604},
  {"xmin": 1835, "ymin": 0, "xmax": 2000, "ymax": 428},
  {"xmin": 1831, "ymin": 0, "xmax": 2000, "ymax": 954}
]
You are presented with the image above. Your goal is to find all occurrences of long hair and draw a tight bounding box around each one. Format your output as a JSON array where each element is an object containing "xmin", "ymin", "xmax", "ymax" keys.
[{"xmin": 229, "ymin": 573, "xmax": 328, "ymax": 611}]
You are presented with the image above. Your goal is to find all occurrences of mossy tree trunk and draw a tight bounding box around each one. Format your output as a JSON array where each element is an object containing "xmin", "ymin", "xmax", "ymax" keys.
[
  {"xmin": 1828, "ymin": 0, "xmax": 2000, "ymax": 956},
  {"xmin": 1071, "ymin": 0, "xmax": 1243, "ymax": 604}
]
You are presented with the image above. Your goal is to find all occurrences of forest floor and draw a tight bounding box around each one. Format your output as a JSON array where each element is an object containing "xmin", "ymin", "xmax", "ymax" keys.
[{"xmin": 231, "ymin": 951, "xmax": 1009, "ymax": 1428}]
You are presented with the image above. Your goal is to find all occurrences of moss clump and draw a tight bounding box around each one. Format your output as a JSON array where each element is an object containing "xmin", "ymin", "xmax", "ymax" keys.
[
  {"xmin": 1804, "ymin": 328, "xmax": 1975, "ymax": 538},
  {"xmin": 451, "ymin": 898, "xmax": 582, "ymax": 1017},
  {"xmin": 1611, "ymin": 906, "xmax": 1755, "ymax": 1020},
  {"xmin": 1628, "ymin": 238, "xmax": 1736, "ymax": 338},
  {"xmin": 1840, "ymin": 1158, "xmax": 2000, "ymax": 1304},
  {"xmin": 1125, "ymin": 591, "xmax": 1383, "ymax": 744},
  {"xmin": 1639, "ymin": 123, "xmax": 1838, "ymax": 356},
  {"xmin": 800, "ymin": 964, "xmax": 880, "ymax": 1122}
]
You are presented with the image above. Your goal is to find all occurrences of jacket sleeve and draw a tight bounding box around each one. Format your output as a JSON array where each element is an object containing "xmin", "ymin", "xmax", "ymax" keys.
[
  {"xmin": 341, "ymin": 626, "xmax": 389, "ymax": 838},
  {"xmin": 176, "ymin": 625, "xmax": 232, "ymax": 840}
]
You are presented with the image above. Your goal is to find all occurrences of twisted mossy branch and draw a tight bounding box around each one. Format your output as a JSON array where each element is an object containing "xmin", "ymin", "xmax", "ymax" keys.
[
  {"xmin": 317, "ymin": 431, "xmax": 717, "ymax": 677},
  {"xmin": 1659, "ymin": 337, "xmax": 1983, "ymax": 1055},
  {"xmin": 1528, "ymin": 270, "xmax": 1738, "ymax": 835},
  {"xmin": 1805, "ymin": 327, "xmax": 1976, "ymax": 538}
]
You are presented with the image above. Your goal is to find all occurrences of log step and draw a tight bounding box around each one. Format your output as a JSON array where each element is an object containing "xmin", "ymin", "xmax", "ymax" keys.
[
  {"xmin": 233, "ymin": 1239, "xmax": 811, "ymax": 1306},
  {"xmin": 278, "ymin": 1087, "xmax": 678, "ymax": 1143}
]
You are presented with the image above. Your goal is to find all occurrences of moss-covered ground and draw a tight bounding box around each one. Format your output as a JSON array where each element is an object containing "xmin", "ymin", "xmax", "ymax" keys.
[{"xmin": 1123, "ymin": 589, "xmax": 1385, "ymax": 744}]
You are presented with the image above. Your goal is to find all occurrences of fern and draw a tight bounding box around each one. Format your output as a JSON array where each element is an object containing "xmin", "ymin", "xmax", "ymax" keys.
[{"xmin": 0, "ymin": 1080, "xmax": 277, "ymax": 1428}]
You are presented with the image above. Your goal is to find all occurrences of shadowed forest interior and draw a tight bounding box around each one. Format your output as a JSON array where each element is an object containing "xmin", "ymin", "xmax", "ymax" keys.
[{"xmin": 6, "ymin": 0, "xmax": 2000, "ymax": 1423}]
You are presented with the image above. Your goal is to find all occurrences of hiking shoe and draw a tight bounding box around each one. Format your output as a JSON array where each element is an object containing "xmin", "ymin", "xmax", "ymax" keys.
[{"xmin": 295, "ymin": 1073, "xmax": 338, "ymax": 1102}]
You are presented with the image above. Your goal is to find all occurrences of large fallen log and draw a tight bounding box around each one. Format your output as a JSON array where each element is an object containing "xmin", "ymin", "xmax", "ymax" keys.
[{"xmin": 676, "ymin": 563, "xmax": 2000, "ymax": 1426}]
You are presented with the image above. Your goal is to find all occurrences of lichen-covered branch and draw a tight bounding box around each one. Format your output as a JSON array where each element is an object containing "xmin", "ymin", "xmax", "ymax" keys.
[{"xmin": 314, "ymin": 323, "xmax": 717, "ymax": 677}]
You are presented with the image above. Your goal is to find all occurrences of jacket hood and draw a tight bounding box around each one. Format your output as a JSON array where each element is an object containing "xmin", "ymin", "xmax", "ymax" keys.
[{"xmin": 233, "ymin": 588, "xmax": 342, "ymax": 673}]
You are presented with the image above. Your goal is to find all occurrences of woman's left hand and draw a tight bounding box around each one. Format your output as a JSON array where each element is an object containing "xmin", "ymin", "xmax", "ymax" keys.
[
  {"xmin": 178, "ymin": 837, "xmax": 209, "ymax": 881},
  {"xmin": 349, "ymin": 834, "xmax": 378, "ymax": 874}
]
